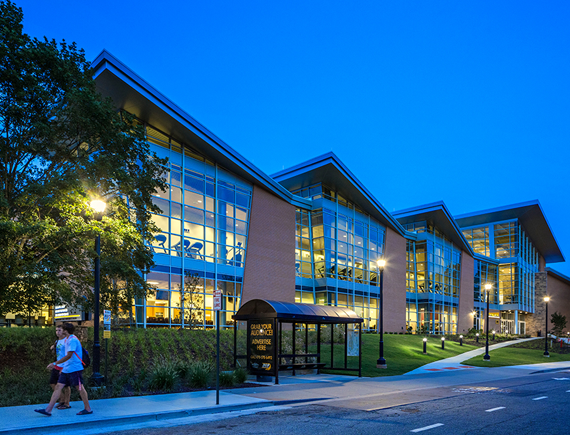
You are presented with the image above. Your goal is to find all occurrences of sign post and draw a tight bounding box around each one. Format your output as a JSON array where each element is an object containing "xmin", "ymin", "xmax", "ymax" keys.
[
  {"xmin": 213, "ymin": 290, "xmax": 222, "ymax": 405},
  {"xmin": 103, "ymin": 310, "xmax": 111, "ymax": 386}
]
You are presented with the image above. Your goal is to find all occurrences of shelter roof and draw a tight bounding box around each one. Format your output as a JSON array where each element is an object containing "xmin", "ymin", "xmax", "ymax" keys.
[{"xmin": 233, "ymin": 299, "xmax": 363, "ymax": 323}]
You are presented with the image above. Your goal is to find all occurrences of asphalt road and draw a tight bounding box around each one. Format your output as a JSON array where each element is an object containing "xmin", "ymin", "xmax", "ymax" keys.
[{"xmin": 92, "ymin": 369, "xmax": 570, "ymax": 435}]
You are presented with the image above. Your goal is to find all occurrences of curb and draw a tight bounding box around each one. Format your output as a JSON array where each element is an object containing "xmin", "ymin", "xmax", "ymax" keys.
[{"xmin": 0, "ymin": 401, "xmax": 276, "ymax": 435}]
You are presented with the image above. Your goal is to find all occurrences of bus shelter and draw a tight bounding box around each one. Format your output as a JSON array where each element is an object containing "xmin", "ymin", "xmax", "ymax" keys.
[{"xmin": 233, "ymin": 299, "xmax": 363, "ymax": 384}]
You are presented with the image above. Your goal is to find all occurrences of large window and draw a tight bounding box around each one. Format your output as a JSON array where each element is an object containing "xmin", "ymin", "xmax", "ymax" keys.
[
  {"xmin": 405, "ymin": 223, "xmax": 462, "ymax": 334},
  {"xmin": 292, "ymin": 183, "xmax": 386, "ymax": 330},
  {"xmin": 463, "ymin": 226, "xmax": 490, "ymax": 256},
  {"xmin": 135, "ymin": 123, "xmax": 252, "ymax": 328}
]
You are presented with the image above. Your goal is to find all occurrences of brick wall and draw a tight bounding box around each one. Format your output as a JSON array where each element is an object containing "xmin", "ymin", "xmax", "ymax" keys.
[
  {"xmin": 383, "ymin": 227, "xmax": 407, "ymax": 333},
  {"xmin": 241, "ymin": 186, "xmax": 296, "ymax": 305},
  {"xmin": 546, "ymin": 273, "xmax": 570, "ymax": 333},
  {"xmin": 458, "ymin": 251, "xmax": 474, "ymax": 334}
]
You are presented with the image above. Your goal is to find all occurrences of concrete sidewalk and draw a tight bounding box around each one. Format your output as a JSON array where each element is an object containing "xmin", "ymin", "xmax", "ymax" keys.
[
  {"xmin": 4, "ymin": 340, "xmax": 569, "ymax": 435},
  {"xmin": 0, "ymin": 390, "xmax": 272, "ymax": 435},
  {"xmin": 404, "ymin": 337, "xmax": 541, "ymax": 375}
]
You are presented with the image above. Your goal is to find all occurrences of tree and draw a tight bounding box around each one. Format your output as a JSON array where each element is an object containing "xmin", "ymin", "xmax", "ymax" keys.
[
  {"xmin": 179, "ymin": 272, "xmax": 204, "ymax": 329},
  {"xmin": 0, "ymin": 1, "xmax": 168, "ymax": 316},
  {"xmin": 550, "ymin": 311, "xmax": 567, "ymax": 338}
]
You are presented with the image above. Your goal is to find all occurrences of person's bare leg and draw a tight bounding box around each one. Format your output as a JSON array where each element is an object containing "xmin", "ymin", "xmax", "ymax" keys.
[
  {"xmin": 45, "ymin": 383, "xmax": 64, "ymax": 413},
  {"xmin": 62, "ymin": 386, "xmax": 71, "ymax": 406},
  {"xmin": 77, "ymin": 386, "xmax": 91, "ymax": 412}
]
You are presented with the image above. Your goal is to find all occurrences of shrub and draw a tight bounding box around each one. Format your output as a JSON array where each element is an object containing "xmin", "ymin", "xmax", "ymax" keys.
[
  {"xmin": 189, "ymin": 360, "xmax": 214, "ymax": 388},
  {"xmin": 148, "ymin": 356, "xmax": 179, "ymax": 391},
  {"xmin": 234, "ymin": 367, "xmax": 248, "ymax": 384},
  {"xmin": 174, "ymin": 359, "xmax": 193, "ymax": 379},
  {"xmin": 219, "ymin": 371, "xmax": 235, "ymax": 387}
]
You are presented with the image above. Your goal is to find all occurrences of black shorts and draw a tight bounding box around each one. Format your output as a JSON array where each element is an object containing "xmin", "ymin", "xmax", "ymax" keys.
[
  {"xmin": 58, "ymin": 370, "xmax": 84, "ymax": 388},
  {"xmin": 49, "ymin": 368, "xmax": 61, "ymax": 385}
]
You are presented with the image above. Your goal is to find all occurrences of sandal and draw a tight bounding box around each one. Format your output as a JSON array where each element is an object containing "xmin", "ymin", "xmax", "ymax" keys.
[
  {"xmin": 34, "ymin": 409, "xmax": 52, "ymax": 417},
  {"xmin": 76, "ymin": 409, "xmax": 93, "ymax": 415},
  {"xmin": 56, "ymin": 404, "xmax": 71, "ymax": 410}
]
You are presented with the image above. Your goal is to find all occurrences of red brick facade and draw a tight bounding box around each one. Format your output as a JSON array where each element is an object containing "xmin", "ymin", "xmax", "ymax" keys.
[
  {"xmin": 383, "ymin": 227, "xmax": 407, "ymax": 332},
  {"xmin": 241, "ymin": 186, "xmax": 296, "ymax": 305},
  {"xmin": 458, "ymin": 251, "xmax": 474, "ymax": 333}
]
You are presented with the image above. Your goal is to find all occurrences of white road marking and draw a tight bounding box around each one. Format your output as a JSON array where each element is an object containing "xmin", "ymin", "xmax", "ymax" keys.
[
  {"xmin": 411, "ymin": 423, "xmax": 444, "ymax": 432},
  {"xmin": 485, "ymin": 407, "xmax": 505, "ymax": 412},
  {"xmin": 553, "ymin": 378, "xmax": 570, "ymax": 380},
  {"xmin": 532, "ymin": 396, "xmax": 548, "ymax": 401}
]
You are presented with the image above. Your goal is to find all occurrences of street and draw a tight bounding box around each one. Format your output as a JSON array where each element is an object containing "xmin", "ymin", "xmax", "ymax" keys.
[{"xmin": 87, "ymin": 369, "xmax": 570, "ymax": 435}]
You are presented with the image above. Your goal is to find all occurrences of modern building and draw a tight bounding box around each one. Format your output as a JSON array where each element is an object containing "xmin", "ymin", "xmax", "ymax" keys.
[{"xmin": 61, "ymin": 50, "xmax": 570, "ymax": 336}]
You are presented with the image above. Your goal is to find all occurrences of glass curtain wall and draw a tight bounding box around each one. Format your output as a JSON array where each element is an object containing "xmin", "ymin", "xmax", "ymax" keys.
[
  {"xmin": 292, "ymin": 183, "xmax": 386, "ymax": 330},
  {"xmin": 405, "ymin": 221, "xmax": 461, "ymax": 334},
  {"xmin": 136, "ymin": 123, "xmax": 252, "ymax": 328}
]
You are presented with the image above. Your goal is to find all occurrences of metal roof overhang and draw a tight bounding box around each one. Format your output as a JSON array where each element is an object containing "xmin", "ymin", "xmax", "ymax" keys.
[
  {"xmin": 454, "ymin": 201, "xmax": 564, "ymax": 263},
  {"xmin": 90, "ymin": 50, "xmax": 311, "ymax": 210},
  {"xmin": 233, "ymin": 299, "xmax": 363, "ymax": 323},
  {"xmin": 546, "ymin": 268, "xmax": 570, "ymax": 286},
  {"xmin": 393, "ymin": 201, "xmax": 474, "ymax": 255},
  {"xmin": 272, "ymin": 153, "xmax": 406, "ymax": 236}
]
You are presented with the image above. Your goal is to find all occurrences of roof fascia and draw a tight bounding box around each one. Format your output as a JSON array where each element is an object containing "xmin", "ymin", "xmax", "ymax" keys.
[
  {"xmin": 545, "ymin": 267, "xmax": 570, "ymax": 287},
  {"xmin": 393, "ymin": 201, "xmax": 475, "ymax": 256},
  {"xmin": 273, "ymin": 152, "xmax": 406, "ymax": 236},
  {"xmin": 91, "ymin": 50, "xmax": 311, "ymax": 209},
  {"xmin": 454, "ymin": 200, "xmax": 564, "ymax": 263}
]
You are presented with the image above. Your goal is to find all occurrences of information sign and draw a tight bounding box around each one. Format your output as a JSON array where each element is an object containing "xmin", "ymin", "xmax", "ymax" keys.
[
  {"xmin": 247, "ymin": 319, "xmax": 275, "ymax": 376},
  {"xmin": 54, "ymin": 304, "xmax": 82, "ymax": 322},
  {"xmin": 103, "ymin": 310, "xmax": 111, "ymax": 325},
  {"xmin": 213, "ymin": 290, "xmax": 222, "ymax": 311},
  {"xmin": 103, "ymin": 330, "xmax": 111, "ymax": 339}
]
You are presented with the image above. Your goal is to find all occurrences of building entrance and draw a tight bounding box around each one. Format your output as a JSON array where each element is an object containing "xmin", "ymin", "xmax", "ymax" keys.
[{"xmin": 501, "ymin": 319, "xmax": 515, "ymax": 334}]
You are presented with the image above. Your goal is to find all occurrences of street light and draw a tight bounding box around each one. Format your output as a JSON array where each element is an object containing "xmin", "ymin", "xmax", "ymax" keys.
[
  {"xmin": 483, "ymin": 283, "xmax": 491, "ymax": 361},
  {"xmin": 441, "ymin": 336, "xmax": 445, "ymax": 350},
  {"xmin": 544, "ymin": 296, "xmax": 550, "ymax": 357},
  {"xmin": 459, "ymin": 335, "xmax": 463, "ymax": 346},
  {"xmin": 423, "ymin": 337, "xmax": 427, "ymax": 354},
  {"xmin": 376, "ymin": 259, "xmax": 387, "ymax": 369},
  {"xmin": 90, "ymin": 199, "xmax": 106, "ymax": 385}
]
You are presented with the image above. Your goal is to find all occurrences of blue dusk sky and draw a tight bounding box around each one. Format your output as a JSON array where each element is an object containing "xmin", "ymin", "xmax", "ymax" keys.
[{"xmin": 18, "ymin": 1, "xmax": 570, "ymax": 276}]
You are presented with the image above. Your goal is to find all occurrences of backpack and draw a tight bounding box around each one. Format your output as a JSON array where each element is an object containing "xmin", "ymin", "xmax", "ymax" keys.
[{"xmin": 73, "ymin": 346, "xmax": 91, "ymax": 369}]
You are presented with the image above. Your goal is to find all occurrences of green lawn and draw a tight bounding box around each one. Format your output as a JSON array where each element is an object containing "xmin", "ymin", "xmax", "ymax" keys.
[
  {"xmin": 462, "ymin": 339, "xmax": 570, "ymax": 367},
  {"xmin": 319, "ymin": 334, "xmax": 479, "ymax": 377}
]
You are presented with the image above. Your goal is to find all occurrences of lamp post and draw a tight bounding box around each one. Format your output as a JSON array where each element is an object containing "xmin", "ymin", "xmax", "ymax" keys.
[
  {"xmin": 459, "ymin": 335, "xmax": 463, "ymax": 346},
  {"xmin": 441, "ymin": 336, "xmax": 445, "ymax": 350},
  {"xmin": 476, "ymin": 332, "xmax": 479, "ymax": 343},
  {"xmin": 90, "ymin": 199, "xmax": 106, "ymax": 386},
  {"xmin": 544, "ymin": 296, "xmax": 550, "ymax": 357},
  {"xmin": 423, "ymin": 337, "xmax": 427, "ymax": 354},
  {"xmin": 376, "ymin": 259, "xmax": 387, "ymax": 369},
  {"xmin": 483, "ymin": 283, "xmax": 491, "ymax": 361}
]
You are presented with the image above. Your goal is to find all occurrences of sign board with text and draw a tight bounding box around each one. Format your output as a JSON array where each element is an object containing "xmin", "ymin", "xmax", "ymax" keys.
[
  {"xmin": 213, "ymin": 290, "xmax": 222, "ymax": 311},
  {"xmin": 54, "ymin": 304, "xmax": 82, "ymax": 322},
  {"xmin": 104, "ymin": 310, "xmax": 111, "ymax": 325},
  {"xmin": 247, "ymin": 319, "xmax": 276, "ymax": 376}
]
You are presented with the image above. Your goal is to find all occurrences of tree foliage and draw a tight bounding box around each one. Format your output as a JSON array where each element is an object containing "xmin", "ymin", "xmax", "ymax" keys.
[
  {"xmin": 0, "ymin": 1, "xmax": 167, "ymax": 316},
  {"xmin": 550, "ymin": 311, "xmax": 567, "ymax": 338}
]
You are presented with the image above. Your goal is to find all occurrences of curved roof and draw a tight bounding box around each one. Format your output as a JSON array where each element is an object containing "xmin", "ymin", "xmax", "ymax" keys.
[
  {"xmin": 454, "ymin": 200, "xmax": 564, "ymax": 263},
  {"xmin": 91, "ymin": 50, "xmax": 311, "ymax": 210},
  {"xmin": 233, "ymin": 299, "xmax": 363, "ymax": 323},
  {"xmin": 393, "ymin": 201, "xmax": 475, "ymax": 255},
  {"xmin": 272, "ymin": 152, "xmax": 406, "ymax": 236}
]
